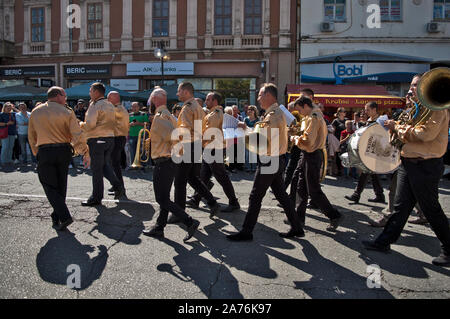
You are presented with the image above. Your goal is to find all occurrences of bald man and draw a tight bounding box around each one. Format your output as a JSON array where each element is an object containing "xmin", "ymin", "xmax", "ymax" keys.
[{"xmin": 107, "ymin": 91, "xmax": 130, "ymax": 197}]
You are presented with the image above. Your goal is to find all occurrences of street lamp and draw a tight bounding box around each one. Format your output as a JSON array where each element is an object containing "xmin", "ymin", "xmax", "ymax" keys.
[{"xmin": 153, "ymin": 40, "xmax": 170, "ymax": 86}]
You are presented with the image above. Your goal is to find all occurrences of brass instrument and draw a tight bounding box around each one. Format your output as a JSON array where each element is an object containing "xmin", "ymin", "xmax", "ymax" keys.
[
  {"xmin": 391, "ymin": 67, "xmax": 450, "ymax": 149},
  {"xmin": 245, "ymin": 121, "xmax": 269, "ymax": 156},
  {"xmin": 131, "ymin": 123, "xmax": 152, "ymax": 169}
]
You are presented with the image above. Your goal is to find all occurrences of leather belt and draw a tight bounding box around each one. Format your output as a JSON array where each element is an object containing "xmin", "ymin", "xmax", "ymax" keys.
[
  {"xmin": 153, "ymin": 157, "xmax": 171, "ymax": 165},
  {"xmin": 38, "ymin": 143, "xmax": 71, "ymax": 149}
]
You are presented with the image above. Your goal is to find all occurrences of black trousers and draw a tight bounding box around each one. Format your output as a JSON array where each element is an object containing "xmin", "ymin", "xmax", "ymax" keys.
[
  {"xmin": 37, "ymin": 145, "xmax": 72, "ymax": 223},
  {"xmin": 376, "ymin": 157, "xmax": 450, "ymax": 255},
  {"xmin": 353, "ymin": 172, "xmax": 384, "ymax": 198},
  {"xmin": 192, "ymin": 158, "xmax": 238, "ymax": 205},
  {"xmin": 88, "ymin": 137, "xmax": 121, "ymax": 201},
  {"xmin": 154, "ymin": 159, "xmax": 192, "ymax": 228},
  {"xmin": 292, "ymin": 150, "xmax": 340, "ymax": 224},
  {"xmin": 284, "ymin": 145, "xmax": 301, "ymax": 190},
  {"xmin": 110, "ymin": 136, "xmax": 126, "ymax": 191},
  {"xmin": 174, "ymin": 142, "xmax": 217, "ymax": 210},
  {"xmin": 242, "ymin": 155, "xmax": 302, "ymax": 234}
]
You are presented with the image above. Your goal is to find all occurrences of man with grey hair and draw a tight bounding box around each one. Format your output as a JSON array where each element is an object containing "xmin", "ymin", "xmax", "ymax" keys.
[
  {"xmin": 143, "ymin": 88, "xmax": 200, "ymax": 242},
  {"xmin": 106, "ymin": 91, "xmax": 129, "ymax": 197}
]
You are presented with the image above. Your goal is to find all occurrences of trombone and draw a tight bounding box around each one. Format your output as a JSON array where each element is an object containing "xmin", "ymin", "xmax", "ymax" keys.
[{"xmin": 131, "ymin": 123, "xmax": 152, "ymax": 169}]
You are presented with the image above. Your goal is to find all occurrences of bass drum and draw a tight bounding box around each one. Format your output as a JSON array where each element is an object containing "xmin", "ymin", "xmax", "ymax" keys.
[{"xmin": 346, "ymin": 123, "xmax": 400, "ymax": 174}]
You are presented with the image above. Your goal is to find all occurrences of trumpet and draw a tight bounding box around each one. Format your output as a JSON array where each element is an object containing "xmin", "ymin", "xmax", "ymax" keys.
[
  {"xmin": 131, "ymin": 123, "xmax": 152, "ymax": 169},
  {"xmin": 391, "ymin": 67, "xmax": 450, "ymax": 149},
  {"xmin": 287, "ymin": 115, "xmax": 306, "ymax": 152}
]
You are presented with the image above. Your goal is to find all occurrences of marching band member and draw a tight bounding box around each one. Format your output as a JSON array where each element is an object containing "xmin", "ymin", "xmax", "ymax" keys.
[
  {"xmin": 81, "ymin": 82, "xmax": 124, "ymax": 207},
  {"xmin": 106, "ymin": 91, "xmax": 129, "ymax": 198},
  {"xmin": 363, "ymin": 85, "xmax": 450, "ymax": 267},
  {"xmin": 142, "ymin": 88, "xmax": 200, "ymax": 242},
  {"xmin": 290, "ymin": 96, "xmax": 344, "ymax": 231},
  {"xmin": 226, "ymin": 83, "xmax": 304, "ymax": 242},
  {"xmin": 186, "ymin": 92, "xmax": 240, "ymax": 213},
  {"xmin": 345, "ymin": 102, "xmax": 386, "ymax": 204},
  {"xmin": 170, "ymin": 82, "xmax": 220, "ymax": 223},
  {"xmin": 28, "ymin": 87, "xmax": 90, "ymax": 231}
]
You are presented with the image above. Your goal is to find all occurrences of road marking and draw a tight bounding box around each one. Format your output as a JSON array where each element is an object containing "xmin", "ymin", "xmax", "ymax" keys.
[{"xmin": 0, "ymin": 192, "xmax": 283, "ymax": 211}]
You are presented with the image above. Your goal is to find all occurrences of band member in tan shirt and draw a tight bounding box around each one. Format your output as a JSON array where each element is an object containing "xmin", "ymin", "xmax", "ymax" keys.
[
  {"xmin": 142, "ymin": 88, "xmax": 200, "ymax": 242},
  {"xmin": 363, "ymin": 93, "xmax": 450, "ymax": 266},
  {"xmin": 290, "ymin": 96, "xmax": 343, "ymax": 231},
  {"xmin": 170, "ymin": 82, "xmax": 220, "ymax": 223},
  {"xmin": 28, "ymin": 86, "xmax": 90, "ymax": 231},
  {"xmin": 107, "ymin": 91, "xmax": 129, "ymax": 197},
  {"xmin": 227, "ymin": 83, "xmax": 304, "ymax": 242},
  {"xmin": 187, "ymin": 92, "xmax": 240, "ymax": 213},
  {"xmin": 80, "ymin": 82, "xmax": 124, "ymax": 207}
]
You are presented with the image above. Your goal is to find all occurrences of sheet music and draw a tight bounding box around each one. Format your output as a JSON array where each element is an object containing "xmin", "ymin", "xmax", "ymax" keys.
[{"xmin": 279, "ymin": 104, "xmax": 296, "ymax": 126}]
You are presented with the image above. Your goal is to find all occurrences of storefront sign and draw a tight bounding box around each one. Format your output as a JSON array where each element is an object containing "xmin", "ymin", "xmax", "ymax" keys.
[
  {"xmin": 301, "ymin": 63, "xmax": 429, "ymax": 83},
  {"xmin": 110, "ymin": 79, "xmax": 139, "ymax": 91},
  {"xmin": 127, "ymin": 62, "xmax": 194, "ymax": 76},
  {"xmin": 0, "ymin": 66, "xmax": 55, "ymax": 77},
  {"xmin": 64, "ymin": 64, "xmax": 111, "ymax": 77}
]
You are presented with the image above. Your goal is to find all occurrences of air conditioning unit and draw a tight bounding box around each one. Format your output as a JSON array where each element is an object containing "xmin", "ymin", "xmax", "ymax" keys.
[
  {"xmin": 427, "ymin": 22, "xmax": 442, "ymax": 33},
  {"xmin": 320, "ymin": 22, "xmax": 335, "ymax": 32}
]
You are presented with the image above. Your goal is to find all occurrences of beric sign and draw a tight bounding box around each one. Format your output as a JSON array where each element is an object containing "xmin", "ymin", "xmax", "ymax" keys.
[
  {"xmin": 0, "ymin": 66, "xmax": 55, "ymax": 77},
  {"xmin": 64, "ymin": 65, "xmax": 111, "ymax": 77}
]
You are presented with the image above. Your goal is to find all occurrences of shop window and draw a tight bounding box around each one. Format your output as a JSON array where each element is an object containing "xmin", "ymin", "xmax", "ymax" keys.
[
  {"xmin": 215, "ymin": 0, "xmax": 232, "ymax": 35},
  {"xmin": 380, "ymin": 0, "xmax": 402, "ymax": 21},
  {"xmin": 153, "ymin": 0, "xmax": 169, "ymax": 37},
  {"xmin": 434, "ymin": 0, "xmax": 450, "ymax": 20},
  {"xmin": 87, "ymin": 3, "xmax": 103, "ymax": 39},
  {"xmin": 244, "ymin": 0, "xmax": 262, "ymax": 35},
  {"xmin": 324, "ymin": 0, "xmax": 346, "ymax": 22},
  {"xmin": 31, "ymin": 7, "xmax": 45, "ymax": 42}
]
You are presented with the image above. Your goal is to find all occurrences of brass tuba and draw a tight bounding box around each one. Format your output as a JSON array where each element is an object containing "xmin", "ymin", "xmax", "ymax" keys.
[
  {"xmin": 131, "ymin": 123, "xmax": 152, "ymax": 169},
  {"xmin": 391, "ymin": 67, "xmax": 450, "ymax": 149}
]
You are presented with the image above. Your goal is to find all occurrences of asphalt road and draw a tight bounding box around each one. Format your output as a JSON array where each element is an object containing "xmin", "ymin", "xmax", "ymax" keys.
[{"xmin": 0, "ymin": 164, "xmax": 449, "ymax": 299}]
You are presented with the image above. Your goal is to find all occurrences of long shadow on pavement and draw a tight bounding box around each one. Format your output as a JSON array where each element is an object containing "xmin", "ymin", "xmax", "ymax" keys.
[
  {"xmin": 88, "ymin": 201, "xmax": 155, "ymax": 245},
  {"xmin": 36, "ymin": 231, "xmax": 108, "ymax": 291}
]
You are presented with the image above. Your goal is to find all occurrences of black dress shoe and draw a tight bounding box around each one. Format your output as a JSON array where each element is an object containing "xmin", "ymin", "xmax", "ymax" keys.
[
  {"xmin": 368, "ymin": 197, "xmax": 386, "ymax": 204},
  {"xmin": 114, "ymin": 189, "xmax": 127, "ymax": 200},
  {"xmin": 326, "ymin": 214, "xmax": 345, "ymax": 231},
  {"xmin": 81, "ymin": 199, "xmax": 102, "ymax": 207},
  {"xmin": 108, "ymin": 187, "xmax": 114, "ymax": 192},
  {"xmin": 143, "ymin": 227, "xmax": 164, "ymax": 238},
  {"xmin": 279, "ymin": 229, "xmax": 305, "ymax": 238},
  {"xmin": 362, "ymin": 240, "xmax": 390, "ymax": 252},
  {"xmin": 51, "ymin": 213, "xmax": 59, "ymax": 229},
  {"xmin": 184, "ymin": 219, "xmax": 200, "ymax": 242},
  {"xmin": 186, "ymin": 199, "xmax": 200, "ymax": 208},
  {"xmin": 221, "ymin": 202, "xmax": 240, "ymax": 213},
  {"xmin": 167, "ymin": 214, "xmax": 182, "ymax": 224},
  {"xmin": 307, "ymin": 202, "xmax": 319, "ymax": 209},
  {"xmin": 208, "ymin": 203, "xmax": 220, "ymax": 218},
  {"xmin": 55, "ymin": 218, "xmax": 73, "ymax": 231},
  {"xmin": 226, "ymin": 231, "xmax": 253, "ymax": 242},
  {"xmin": 432, "ymin": 253, "xmax": 450, "ymax": 267},
  {"xmin": 345, "ymin": 194, "xmax": 360, "ymax": 203}
]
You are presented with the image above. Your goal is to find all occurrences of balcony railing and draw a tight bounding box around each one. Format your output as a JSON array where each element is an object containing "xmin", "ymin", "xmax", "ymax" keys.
[
  {"xmin": 212, "ymin": 36, "xmax": 234, "ymax": 47},
  {"xmin": 85, "ymin": 41, "xmax": 104, "ymax": 50},
  {"xmin": 30, "ymin": 43, "xmax": 45, "ymax": 53},
  {"xmin": 241, "ymin": 35, "xmax": 263, "ymax": 47}
]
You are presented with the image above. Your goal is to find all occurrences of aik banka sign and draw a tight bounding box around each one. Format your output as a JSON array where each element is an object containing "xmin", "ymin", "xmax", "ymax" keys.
[{"xmin": 301, "ymin": 63, "xmax": 429, "ymax": 83}]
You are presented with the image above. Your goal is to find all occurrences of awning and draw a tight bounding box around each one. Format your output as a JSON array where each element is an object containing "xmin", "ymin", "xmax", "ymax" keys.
[{"xmin": 286, "ymin": 84, "xmax": 405, "ymax": 108}]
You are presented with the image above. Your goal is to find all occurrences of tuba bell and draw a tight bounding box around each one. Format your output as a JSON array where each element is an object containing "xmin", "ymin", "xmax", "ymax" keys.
[
  {"xmin": 131, "ymin": 123, "xmax": 152, "ymax": 169},
  {"xmin": 391, "ymin": 67, "xmax": 450, "ymax": 149}
]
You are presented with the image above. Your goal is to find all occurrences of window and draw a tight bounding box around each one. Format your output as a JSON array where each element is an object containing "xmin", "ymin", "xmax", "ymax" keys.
[
  {"xmin": 434, "ymin": 0, "xmax": 450, "ymax": 20},
  {"xmin": 31, "ymin": 7, "xmax": 45, "ymax": 42},
  {"xmin": 87, "ymin": 3, "xmax": 103, "ymax": 39},
  {"xmin": 380, "ymin": 0, "xmax": 402, "ymax": 21},
  {"xmin": 324, "ymin": 0, "xmax": 346, "ymax": 22},
  {"xmin": 244, "ymin": 0, "xmax": 262, "ymax": 35},
  {"xmin": 215, "ymin": 0, "xmax": 232, "ymax": 35},
  {"xmin": 153, "ymin": 0, "xmax": 169, "ymax": 37}
]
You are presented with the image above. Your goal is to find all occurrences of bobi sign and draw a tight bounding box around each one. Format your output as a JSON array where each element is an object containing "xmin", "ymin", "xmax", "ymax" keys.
[{"xmin": 337, "ymin": 65, "xmax": 364, "ymax": 77}]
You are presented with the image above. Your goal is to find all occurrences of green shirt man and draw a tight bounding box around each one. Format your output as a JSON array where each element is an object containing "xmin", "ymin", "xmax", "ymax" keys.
[{"xmin": 129, "ymin": 103, "xmax": 149, "ymax": 137}]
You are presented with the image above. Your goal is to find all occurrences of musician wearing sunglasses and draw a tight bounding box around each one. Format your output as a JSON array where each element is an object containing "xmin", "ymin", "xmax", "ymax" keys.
[
  {"xmin": 363, "ymin": 69, "xmax": 450, "ymax": 267},
  {"xmin": 289, "ymin": 96, "xmax": 344, "ymax": 232}
]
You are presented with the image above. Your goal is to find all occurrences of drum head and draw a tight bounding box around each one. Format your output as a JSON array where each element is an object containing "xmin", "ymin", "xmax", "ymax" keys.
[{"xmin": 356, "ymin": 123, "xmax": 400, "ymax": 174}]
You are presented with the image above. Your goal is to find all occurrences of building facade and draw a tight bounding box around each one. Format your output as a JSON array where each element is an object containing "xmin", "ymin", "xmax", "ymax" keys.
[
  {"xmin": 298, "ymin": 0, "xmax": 450, "ymax": 97},
  {"xmin": 0, "ymin": 0, "xmax": 298, "ymax": 106}
]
